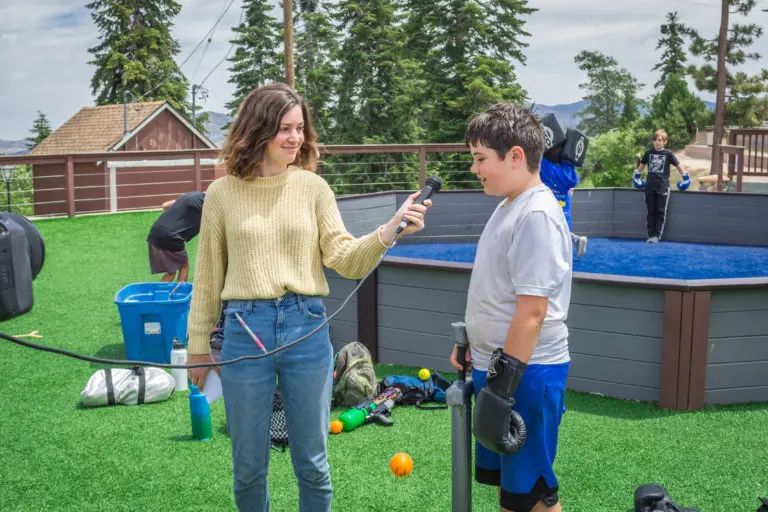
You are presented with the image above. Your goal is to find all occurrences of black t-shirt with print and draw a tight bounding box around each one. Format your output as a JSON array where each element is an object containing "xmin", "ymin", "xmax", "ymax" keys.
[
  {"xmin": 147, "ymin": 191, "xmax": 205, "ymax": 252},
  {"xmin": 641, "ymin": 148, "xmax": 679, "ymax": 189}
]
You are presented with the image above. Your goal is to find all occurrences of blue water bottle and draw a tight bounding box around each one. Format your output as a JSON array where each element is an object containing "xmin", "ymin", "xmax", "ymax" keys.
[{"xmin": 189, "ymin": 384, "xmax": 212, "ymax": 441}]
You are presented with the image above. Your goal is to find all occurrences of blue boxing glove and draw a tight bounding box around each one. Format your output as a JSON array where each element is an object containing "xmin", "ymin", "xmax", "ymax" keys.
[
  {"xmin": 633, "ymin": 170, "xmax": 646, "ymax": 189},
  {"xmin": 473, "ymin": 348, "xmax": 527, "ymax": 454},
  {"xmin": 677, "ymin": 173, "xmax": 691, "ymax": 191}
]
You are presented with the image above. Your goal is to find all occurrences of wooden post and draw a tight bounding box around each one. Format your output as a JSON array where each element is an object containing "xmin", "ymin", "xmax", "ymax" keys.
[
  {"xmin": 283, "ymin": 0, "xmax": 295, "ymax": 87},
  {"xmin": 194, "ymin": 151, "xmax": 202, "ymax": 191},
  {"xmin": 66, "ymin": 156, "xmax": 75, "ymax": 218},
  {"xmin": 687, "ymin": 291, "xmax": 711, "ymax": 410},
  {"xmin": 660, "ymin": 291, "xmax": 683, "ymax": 409},
  {"xmin": 419, "ymin": 146, "xmax": 426, "ymax": 188}
]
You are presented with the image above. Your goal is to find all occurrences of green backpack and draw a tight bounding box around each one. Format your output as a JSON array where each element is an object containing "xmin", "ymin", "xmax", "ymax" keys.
[{"xmin": 332, "ymin": 341, "xmax": 377, "ymax": 407}]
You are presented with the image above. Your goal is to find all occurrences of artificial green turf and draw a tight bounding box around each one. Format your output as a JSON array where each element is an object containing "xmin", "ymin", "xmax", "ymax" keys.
[{"xmin": 1, "ymin": 212, "xmax": 767, "ymax": 511}]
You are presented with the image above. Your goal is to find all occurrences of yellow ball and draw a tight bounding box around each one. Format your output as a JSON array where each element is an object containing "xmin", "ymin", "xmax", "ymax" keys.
[{"xmin": 418, "ymin": 368, "xmax": 431, "ymax": 381}]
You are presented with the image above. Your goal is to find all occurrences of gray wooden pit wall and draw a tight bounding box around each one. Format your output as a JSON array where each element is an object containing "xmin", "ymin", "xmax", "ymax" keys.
[{"xmin": 325, "ymin": 189, "xmax": 768, "ymax": 409}]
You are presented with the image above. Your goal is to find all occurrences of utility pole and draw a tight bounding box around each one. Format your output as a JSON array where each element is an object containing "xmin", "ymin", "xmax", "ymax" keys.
[
  {"xmin": 284, "ymin": 0, "xmax": 295, "ymax": 87},
  {"xmin": 192, "ymin": 84, "xmax": 198, "ymax": 125},
  {"xmin": 710, "ymin": 0, "xmax": 729, "ymax": 176}
]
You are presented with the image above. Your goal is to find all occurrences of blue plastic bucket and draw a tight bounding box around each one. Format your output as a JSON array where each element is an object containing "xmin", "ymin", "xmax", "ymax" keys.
[{"xmin": 114, "ymin": 282, "xmax": 193, "ymax": 364}]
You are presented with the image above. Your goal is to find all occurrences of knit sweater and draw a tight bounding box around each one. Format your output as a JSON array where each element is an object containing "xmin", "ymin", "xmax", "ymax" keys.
[{"xmin": 186, "ymin": 166, "xmax": 389, "ymax": 354}]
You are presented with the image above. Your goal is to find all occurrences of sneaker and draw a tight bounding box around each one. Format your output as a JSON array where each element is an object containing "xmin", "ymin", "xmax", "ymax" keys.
[
  {"xmin": 647, "ymin": 236, "xmax": 659, "ymax": 243},
  {"xmin": 576, "ymin": 236, "xmax": 588, "ymax": 258}
]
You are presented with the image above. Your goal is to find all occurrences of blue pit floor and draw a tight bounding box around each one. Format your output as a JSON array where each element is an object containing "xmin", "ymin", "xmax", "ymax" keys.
[{"xmin": 386, "ymin": 238, "xmax": 768, "ymax": 280}]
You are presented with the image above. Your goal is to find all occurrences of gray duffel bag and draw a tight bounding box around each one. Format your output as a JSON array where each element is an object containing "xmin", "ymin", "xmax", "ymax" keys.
[{"xmin": 81, "ymin": 366, "xmax": 176, "ymax": 407}]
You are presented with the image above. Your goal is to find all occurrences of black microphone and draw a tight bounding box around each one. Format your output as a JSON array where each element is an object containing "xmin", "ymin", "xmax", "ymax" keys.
[{"xmin": 395, "ymin": 175, "xmax": 443, "ymax": 234}]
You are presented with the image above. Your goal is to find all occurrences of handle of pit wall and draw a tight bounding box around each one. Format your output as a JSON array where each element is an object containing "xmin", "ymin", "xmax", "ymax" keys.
[
  {"xmin": 451, "ymin": 321, "xmax": 469, "ymax": 381},
  {"xmin": 457, "ymin": 345, "xmax": 467, "ymax": 381}
]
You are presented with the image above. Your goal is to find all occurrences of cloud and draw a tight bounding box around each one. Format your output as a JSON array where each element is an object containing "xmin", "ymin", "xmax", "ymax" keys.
[{"xmin": 0, "ymin": 0, "xmax": 766, "ymax": 140}]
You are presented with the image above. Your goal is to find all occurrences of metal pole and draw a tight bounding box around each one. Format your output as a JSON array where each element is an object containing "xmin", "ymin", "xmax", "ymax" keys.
[
  {"xmin": 446, "ymin": 321, "xmax": 473, "ymax": 512},
  {"xmin": 192, "ymin": 84, "xmax": 198, "ymax": 126},
  {"xmin": 283, "ymin": 0, "xmax": 295, "ymax": 87},
  {"xmin": 123, "ymin": 90, "xmax": 129, "ymax": 136},
  {"xmin": 5, "ymin": 181, "xmax": 10, "ymax": 212}
]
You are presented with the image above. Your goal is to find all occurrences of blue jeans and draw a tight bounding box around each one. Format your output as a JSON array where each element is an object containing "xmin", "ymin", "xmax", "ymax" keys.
[{"xmin": 220, "ymin": 293, "xmax": 334, "ymax": 512}]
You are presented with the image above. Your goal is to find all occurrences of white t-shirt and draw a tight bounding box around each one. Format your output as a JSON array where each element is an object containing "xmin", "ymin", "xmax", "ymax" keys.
[{"xmin": 465, "ymin": 183, "xmax": 573, "ymax": 370}]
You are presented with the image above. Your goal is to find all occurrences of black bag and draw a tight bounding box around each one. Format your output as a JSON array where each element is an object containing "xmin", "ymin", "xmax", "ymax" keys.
[{"xmin": 270, "ymin": 388, "xmax": 289, "ymax": 451}]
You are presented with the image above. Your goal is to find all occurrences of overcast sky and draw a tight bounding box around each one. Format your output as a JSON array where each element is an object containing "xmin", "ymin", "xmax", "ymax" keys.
[{"xmin": 1, "ymin": 0, "xmax": 766, "ymax": 140}]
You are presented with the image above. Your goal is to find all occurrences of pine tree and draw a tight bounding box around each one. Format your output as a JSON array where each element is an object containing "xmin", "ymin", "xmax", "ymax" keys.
[
  {"xmin": 26, "ymin": 111, "xmax": 52, "ymax": 150},
  {"xmin": 642, "ymin": 73, "xmax": 710, "ymax": 149},
  {"xmin": 574, "ymin": 50, "xmax": 643, "ymax": 137},
  {"xmin": 421, "ymin": 0, "xmax": 535, "ymax": 143},
  {"xmin": 329, "ymin": 0, "xmax": 426, "ymax": 193},
  {"xmin": 86, "ymin": 0, "xmax": 192, "ymax": 115},
  {"xmin": 224, "ymin": 0, "xmax": 284, "ymax": 118},
  {"xmin": 652, "ymin": 11, "xmax": 689, "ymax": 89},
  {"xmin": 398, "ymin": 0, "xmax": 533, "ymax": 189},
  {"xmin": 293, "ymin": 0, "xmax": 339, "ymax": 143},
  {"xmin": 684, "ymin": 0, "xmax": 768, "ymax": 126}
]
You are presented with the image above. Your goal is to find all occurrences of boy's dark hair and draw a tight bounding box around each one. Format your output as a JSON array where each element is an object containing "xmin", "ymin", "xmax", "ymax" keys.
[{"xmin": 465, "ymin": 103, "xmax": 545, "ymax": 172}]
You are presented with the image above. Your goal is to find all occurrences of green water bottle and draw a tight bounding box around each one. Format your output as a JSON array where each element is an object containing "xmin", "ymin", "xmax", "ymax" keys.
[
  {"xmin": 339, "ymin": 408, "xmax": 366, "ymax": 432},
  {"xmin": 189, "ymin": 384, "xmax": 212, "ymax": 441}
]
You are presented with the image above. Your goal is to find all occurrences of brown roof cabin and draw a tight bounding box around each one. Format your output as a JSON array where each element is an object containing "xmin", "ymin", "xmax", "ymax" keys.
[{"xmin": 28, "ymin": 101, "xmax": 219, "ymax": 217}]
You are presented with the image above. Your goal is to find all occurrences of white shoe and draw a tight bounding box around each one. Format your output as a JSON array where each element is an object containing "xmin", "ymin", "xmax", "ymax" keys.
[
  {"xmin": 647, "ymin": 236, "xmax": 659, "ymax": 243},
  {"xmin": 576, "ymin": 236, "xmax": 588, "ymax": 258}
]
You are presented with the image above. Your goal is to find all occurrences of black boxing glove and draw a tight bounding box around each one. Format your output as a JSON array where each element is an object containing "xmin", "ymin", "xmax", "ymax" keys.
[{"xmin": 473, "ymin": 348, "xmax": 527, "ymax": 454}]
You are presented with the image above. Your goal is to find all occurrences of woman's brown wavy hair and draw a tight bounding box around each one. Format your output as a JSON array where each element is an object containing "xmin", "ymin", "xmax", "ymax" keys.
[{"xmin": 220, "ymin": 83, "xmax": 319, "ymax": 180}]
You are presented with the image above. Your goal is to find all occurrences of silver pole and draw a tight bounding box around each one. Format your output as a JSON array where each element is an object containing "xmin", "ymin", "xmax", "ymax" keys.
[{"xmin": 446, "ymin": 321, "xmax": 473, "ymax": 512}]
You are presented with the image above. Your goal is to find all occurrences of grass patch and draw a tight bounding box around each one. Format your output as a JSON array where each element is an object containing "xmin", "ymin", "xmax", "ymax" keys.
[{"xmin": 0, "ymin": 212, "xmax": 766, "ymax": 511}]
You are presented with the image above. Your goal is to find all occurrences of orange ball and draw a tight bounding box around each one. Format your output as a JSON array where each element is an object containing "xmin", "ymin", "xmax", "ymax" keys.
[
  {"xmin": 389, "ymin": 452, "xmax": 413, "ymax": 477},
  {"xmin": 330, "ymin": 420, "xmax": 343, "ymax": 434}
]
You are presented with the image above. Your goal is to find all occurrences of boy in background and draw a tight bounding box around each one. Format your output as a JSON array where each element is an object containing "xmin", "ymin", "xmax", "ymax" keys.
[
  {"xmin": 633, "ymin": 129, "xmax": 689, "ymax": 243},
  {"xmin": 146, "ymin": 190, "xmax": 205, "ymax": 282}
]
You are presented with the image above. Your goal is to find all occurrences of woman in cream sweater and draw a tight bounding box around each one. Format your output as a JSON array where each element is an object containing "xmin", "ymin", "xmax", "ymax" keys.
[{"xmin": 186, "ymin": 83, "xmax": 431, "ymax": 512}]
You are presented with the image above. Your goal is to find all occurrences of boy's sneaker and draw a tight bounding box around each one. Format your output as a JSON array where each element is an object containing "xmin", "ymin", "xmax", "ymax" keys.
[
  {"xmin": 576, "ymin": 236, "xmax": 588, "ymax": 258},
  {"xmin": 647, "ymin": 236, "xmax": 659, "ymax": 243}
]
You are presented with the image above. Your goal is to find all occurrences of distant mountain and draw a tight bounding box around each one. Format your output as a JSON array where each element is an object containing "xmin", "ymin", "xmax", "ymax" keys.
[
  {"xmin": 531, "ymin": 101, "xmax": 587, "ymax": 130},
  {"xmin": 532, "ymin": 99, "xmax": 715, "ymax": 132},
  {"xmin": 202, "ymin": 111, "xmax": 232, "ymax": 147},
  {"xmin": 0, "ymin": 139, "xmax": 29, "ymax": 156}
]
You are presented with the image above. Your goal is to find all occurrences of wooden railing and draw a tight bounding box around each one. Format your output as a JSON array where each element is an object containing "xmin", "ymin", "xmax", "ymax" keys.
[
  {"xmin": 0, "ymin": 144, "xmax": 470, "ymax": 218},
  {"xmin": 728, "ymin": 128, "xmax": 768, "ymax": 176},
  {"xmin": 716, "ymin": 145, "xmax": 746, "ymax": 192}
]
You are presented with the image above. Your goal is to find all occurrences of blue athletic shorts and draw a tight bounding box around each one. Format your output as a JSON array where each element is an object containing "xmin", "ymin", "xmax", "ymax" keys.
[{"xmin": 473, "ymin": 362, "xmax": 569, "ymax": 507}]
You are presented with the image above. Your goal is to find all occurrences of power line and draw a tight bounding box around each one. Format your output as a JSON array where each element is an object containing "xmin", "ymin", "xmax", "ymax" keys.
[
  {"xmin": 134, "ymin": 0, "xmax": 238, "ymax": 104},
  {"xmin": 189, "ymin": 0, "xmax": 236, "ymax": 83},
  {"xmin": 196, "ymin": 5, "xmax": 245, "ymax": 89}
]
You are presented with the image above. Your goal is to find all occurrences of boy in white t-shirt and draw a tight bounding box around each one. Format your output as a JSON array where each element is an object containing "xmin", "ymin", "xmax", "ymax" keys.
[{"xmin": 450, "ymin": 102, "xmax": 573, "ymax": 512}]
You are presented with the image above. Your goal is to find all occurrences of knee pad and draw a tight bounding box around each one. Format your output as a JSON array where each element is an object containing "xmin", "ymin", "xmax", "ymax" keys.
[{"xmin": 500, "ymin": 477, "xmax": 559, "ymax": 512}]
